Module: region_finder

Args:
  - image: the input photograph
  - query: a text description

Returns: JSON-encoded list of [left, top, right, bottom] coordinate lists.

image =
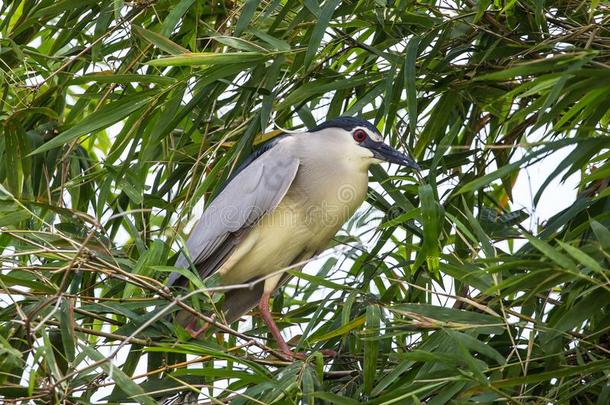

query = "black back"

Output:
[[224, 116, 376, 186], [310, 116, 380, 136]]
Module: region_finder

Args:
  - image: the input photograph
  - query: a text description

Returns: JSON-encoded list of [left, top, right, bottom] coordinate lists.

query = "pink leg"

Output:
[[258, 292, 303, 360]]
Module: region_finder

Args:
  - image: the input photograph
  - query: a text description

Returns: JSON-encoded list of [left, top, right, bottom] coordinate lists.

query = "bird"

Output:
[[167, 116, 419, 359]]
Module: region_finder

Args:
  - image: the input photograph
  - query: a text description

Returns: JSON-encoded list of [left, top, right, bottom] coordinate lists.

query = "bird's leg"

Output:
[[258, 292, 304, 360], [185, 314, 214, 339]]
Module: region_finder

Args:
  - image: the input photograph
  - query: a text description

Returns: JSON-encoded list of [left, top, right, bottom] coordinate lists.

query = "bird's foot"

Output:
[[186, 324, 208, 339], [272, 349, 306, 361], [185, 315, 214, 339], [287, 351, 307, 361], [319, 349, 337, 357]]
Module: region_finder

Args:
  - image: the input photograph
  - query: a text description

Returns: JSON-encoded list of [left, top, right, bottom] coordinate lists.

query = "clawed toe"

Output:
[[186, 324, 208, 338], [319, 349, 337, 357], [185, 316, 212, 339]]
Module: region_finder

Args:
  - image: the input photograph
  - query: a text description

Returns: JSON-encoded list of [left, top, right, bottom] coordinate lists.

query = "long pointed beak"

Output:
[[370, 142, 420, 171]]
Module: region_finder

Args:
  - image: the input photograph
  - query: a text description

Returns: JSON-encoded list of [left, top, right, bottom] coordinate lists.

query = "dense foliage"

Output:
[[1, 0, 609, 403]]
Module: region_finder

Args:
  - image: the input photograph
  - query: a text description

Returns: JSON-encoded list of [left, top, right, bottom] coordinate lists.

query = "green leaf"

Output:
[[250, 28, 291, 51], [308, 315, 364, 343], [404, 36, 419, 139], [312, 392, 360, 405], [473, 54, 581, 81], [160, 0, 196, 36], [234, 0, 260, 36], [69, 73, 177, 85], [278, 74, 379, 109], [81, 345, 157, 405], [58, 298, 75, 362], [151, 266, 206, 290], [481, 360, 610, 390], [524, 233, 577, 271], [30, 92, 155, 155], [390, 303, 501, 329], [557, 241, 606, 275], [0, 273, 56, 293], [364, 304, 381, 395], [379, 208, 419, 229], [113, 0, 123, 19], [416, 184, 444, 274], [146, 52, 268, 66], [303, 0, 341, 70], [301, 365, 316, 405], [288, 269, 354, 291], [0, 209, 31, 227], [461, 197, 494, 257], [591, 219, 610, 251], [454, 139, 585, 195], [446, 330, 505, 365], [132, 25, 190, 55]]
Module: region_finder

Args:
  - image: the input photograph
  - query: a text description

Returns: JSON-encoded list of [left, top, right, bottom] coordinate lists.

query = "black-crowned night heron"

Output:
[[168, 117, 419, 359]]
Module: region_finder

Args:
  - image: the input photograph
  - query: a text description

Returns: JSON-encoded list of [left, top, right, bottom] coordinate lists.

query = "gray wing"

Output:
[[168, 138, 300, 286]]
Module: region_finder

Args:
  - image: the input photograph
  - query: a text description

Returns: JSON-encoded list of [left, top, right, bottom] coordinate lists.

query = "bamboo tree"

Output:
[[1, 0, 609, 403]]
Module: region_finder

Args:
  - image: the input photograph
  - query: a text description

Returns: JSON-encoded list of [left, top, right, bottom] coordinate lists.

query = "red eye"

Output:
[[353, 129, 367, 143]]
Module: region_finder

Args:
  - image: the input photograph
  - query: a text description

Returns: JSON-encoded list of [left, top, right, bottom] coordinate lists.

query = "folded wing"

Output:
[[168, 138, 300, 286]]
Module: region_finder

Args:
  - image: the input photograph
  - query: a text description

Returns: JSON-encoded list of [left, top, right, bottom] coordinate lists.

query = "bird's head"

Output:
[[310, 117, 420, 171]]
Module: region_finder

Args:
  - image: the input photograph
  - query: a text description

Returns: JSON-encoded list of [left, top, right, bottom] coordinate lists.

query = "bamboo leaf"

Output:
[[234, 0, 260, 36], [308, 315, 365, 343], [404, 37, 419, 139], [81, 345, 157, 405], [304, 0, 341, 70], [146, 52, 268, 66], [2, 2, 609, 403], [390, 303, 502, 327], [132, 25, 190, 55], [524, 234, 577, 271], [364, 304, 381, 395], [30, 92, 155, 155]]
